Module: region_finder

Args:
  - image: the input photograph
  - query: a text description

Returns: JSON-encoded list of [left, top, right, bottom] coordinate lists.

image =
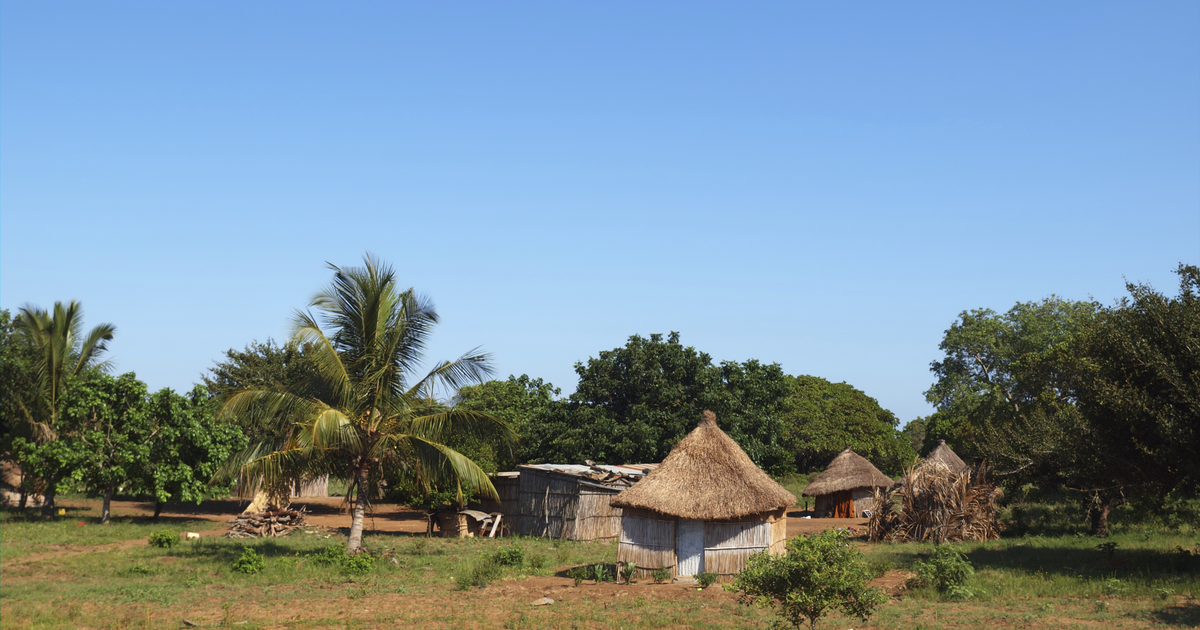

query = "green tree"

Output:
[[218, 254, 515, 553], [203, 339, 320, 444], [138, 386, 248, 519], [733, 530, 887, 630], [453, 374, 560, 469], [0, 310, 41, 506], [714, 359, 795, 476], [782, 375, 915, 476], [524, 332, 722, 464], [14, 301, 116, 515]]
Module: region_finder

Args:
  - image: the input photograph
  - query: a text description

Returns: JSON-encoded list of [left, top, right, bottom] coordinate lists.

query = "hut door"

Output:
[[676, 519, 705, 577], [831, 491, 854, 518]]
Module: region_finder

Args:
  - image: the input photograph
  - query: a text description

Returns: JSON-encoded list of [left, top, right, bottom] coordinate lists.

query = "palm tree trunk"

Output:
[[102, 488, 113, 523], [347, 464, 371, 553]]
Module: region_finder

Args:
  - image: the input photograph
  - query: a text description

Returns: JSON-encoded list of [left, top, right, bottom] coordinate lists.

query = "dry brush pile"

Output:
[[868, 462, 1002, 543]]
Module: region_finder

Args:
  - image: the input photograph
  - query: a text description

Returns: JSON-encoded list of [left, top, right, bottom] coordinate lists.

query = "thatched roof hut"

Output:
[[912, 440, 968, 477], [802, 448, 892, 518], [611, 411, 795, 580]]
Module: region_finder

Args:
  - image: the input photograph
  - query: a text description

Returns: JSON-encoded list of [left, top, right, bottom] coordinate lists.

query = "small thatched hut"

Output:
[[802, 448, 892, 518], [611, 411, 795, 580], [911, 440, 968, 477]]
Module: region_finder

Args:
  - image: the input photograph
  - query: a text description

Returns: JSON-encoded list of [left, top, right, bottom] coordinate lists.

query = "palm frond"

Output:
[[404, 349, 494, 399], [393, 409, 516, 456], [375, 434, 499, 501]]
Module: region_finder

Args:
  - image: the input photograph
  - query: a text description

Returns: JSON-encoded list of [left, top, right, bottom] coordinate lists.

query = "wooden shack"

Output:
[[508, 464, 649, 540], [611, 411, 796, 580]]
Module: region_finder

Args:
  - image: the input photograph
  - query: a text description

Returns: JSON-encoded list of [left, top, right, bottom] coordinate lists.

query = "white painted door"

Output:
[[675, 519, 705, 576]]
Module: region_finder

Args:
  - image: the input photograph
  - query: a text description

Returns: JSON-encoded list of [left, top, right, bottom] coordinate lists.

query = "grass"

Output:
[[3, 500, 1199, 629]]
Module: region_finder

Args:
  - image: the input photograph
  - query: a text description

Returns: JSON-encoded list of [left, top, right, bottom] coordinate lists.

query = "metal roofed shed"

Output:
[[506, 463, 655, 541]]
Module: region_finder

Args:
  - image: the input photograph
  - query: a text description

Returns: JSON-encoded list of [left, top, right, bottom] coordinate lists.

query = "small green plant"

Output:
[[867, 559, 892, 578], [732, 530, 887, 630], [696, 572, 718, 588], [1093, 599, 1108, 613], [125, 563, 153, 576], [651, 567, 671, 584], [567, 566, 589, 587], [1095, 542, 1119, 558], [1101, 578, 1126, 596], [494, 543, 525, 567], [528, 554, 547, 570], [621, 561, 638, 584], [592, 563, 611, 583], [311, 544, 375, 574], [231, 547, 265, 575], [341, 553, 376, 575], [454, 556, 501, 590], [554, 546, 571, 564], [912, 545, 975, 599], [147, 531, 177, 549]]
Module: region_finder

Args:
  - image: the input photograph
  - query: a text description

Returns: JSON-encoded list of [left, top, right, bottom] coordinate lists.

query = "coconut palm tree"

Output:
[[220, 254, 514, 552], [16, 301, 116, 514]]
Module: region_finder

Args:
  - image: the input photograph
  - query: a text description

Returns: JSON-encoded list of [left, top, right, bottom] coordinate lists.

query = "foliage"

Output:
[[203, 339, 321, 443], [732, 530, 886, 630], [216, 254, 515, 552], [592, 563, 611, 583], [493, 543, 525, 567], [567, 566, 589, 586], [231, 547, 265, 574], [651, 566, 671, 584], [696, 571, 718, 588], [311, 543, 375, 574], [621, 561, 638, 584], [147, 531, 178, 548], [782, 375, 915, 476], [453, 374, 560, 469], [455, 556, 501, 589], [911, 546, 975, 600], [0, 310, 39, 460]]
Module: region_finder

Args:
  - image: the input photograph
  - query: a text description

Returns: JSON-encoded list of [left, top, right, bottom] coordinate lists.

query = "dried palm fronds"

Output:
[[868, 462, 1002, 543]]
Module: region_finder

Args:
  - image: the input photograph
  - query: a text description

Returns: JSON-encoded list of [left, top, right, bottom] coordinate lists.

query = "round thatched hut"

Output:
[[802, 448, 892, 518], [610, 411, 795, 581], [911, 440, 968, 477]]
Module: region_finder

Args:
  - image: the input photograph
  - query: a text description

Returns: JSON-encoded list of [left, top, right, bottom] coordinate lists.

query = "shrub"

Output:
[[696, 572, 718, 588], [1094, 542, 1119, 558], [621, 561, 638, 584], [528, 554, 547, 570], [232, 548, 265, 575], [148, 531, 178, 549], [455, 557, 501, 590], [494, 544, 525, 567], [651, 567, 671, 584], [731, 530, 887, 630], [912, 545, 975, 599], [310, 544, 375, 574], [592, 563, 611, 584], [867, 559, 892, 578], [567, 566, 589, 587]]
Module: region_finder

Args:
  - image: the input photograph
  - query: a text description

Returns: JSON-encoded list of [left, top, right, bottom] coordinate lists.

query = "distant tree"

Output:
[[902, 417, 928, 455], [782, 375, 915, 477], [14, 301, 115, 515], [137, 386, 247, 519], [0, 310, 41, 505], [453, 374, 560, 470], [524, 332, 722, 464], [714, 359, 795, 476], [203, 339, 320, 443]]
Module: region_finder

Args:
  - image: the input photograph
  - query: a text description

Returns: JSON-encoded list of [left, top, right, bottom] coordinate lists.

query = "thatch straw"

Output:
[[610, 411, 795, 520], [868, 462, 1002, 543], [802, 448, 893, 496], [914, 440, 968, 477]]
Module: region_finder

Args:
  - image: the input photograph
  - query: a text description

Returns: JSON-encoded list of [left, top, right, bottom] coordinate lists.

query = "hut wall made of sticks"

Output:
[[617, 507, 787, 580], [291, 475, 329, 498], [512, 467, 625, 541], [473, 472, 519, 517]]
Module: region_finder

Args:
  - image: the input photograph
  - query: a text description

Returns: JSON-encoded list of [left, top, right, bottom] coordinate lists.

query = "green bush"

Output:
[[912, 545, 975, 600], [455, 556, 502, 590], [310, 544, 375, 574], [567, 566, 589, 587], [494, 544, 525, 567], [528, 554, 547, 570], [651, 567, 671, 584], [592, 563, 611, 584], [731, 530, 887, 630], [867, 559, 892, 578], [147, 531, 178, 549], [696, 572, 718, 588], [231, 548, 265, 575], [621, 561, 638, 584]]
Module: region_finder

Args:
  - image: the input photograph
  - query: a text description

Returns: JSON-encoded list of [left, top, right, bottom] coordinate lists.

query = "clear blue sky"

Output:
[[2, 2, 1197, 424]]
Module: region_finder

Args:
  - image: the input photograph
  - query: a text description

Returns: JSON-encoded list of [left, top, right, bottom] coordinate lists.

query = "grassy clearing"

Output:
[[3, 502, 1199, 629], [0, 505, 213, 561]]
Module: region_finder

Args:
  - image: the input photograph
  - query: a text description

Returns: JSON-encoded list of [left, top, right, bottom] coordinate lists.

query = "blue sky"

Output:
[[2, 2, 1197, 424]]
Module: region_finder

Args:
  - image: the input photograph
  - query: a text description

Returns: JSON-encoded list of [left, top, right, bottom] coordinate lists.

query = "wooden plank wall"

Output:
[[851, 487, 875, 517], [474, 476, 519, 517], [617, 508, 677, 580], [703, 520, 772, 577], [574, 486, 623, 541]]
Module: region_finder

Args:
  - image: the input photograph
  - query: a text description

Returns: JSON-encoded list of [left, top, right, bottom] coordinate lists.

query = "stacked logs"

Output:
[[225, 507, 308, 538]]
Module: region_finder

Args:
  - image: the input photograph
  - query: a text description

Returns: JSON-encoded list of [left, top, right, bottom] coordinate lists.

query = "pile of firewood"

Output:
[[225, 507, 308, 538]]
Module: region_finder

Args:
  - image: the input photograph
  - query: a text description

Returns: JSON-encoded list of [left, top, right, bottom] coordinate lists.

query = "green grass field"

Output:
[[2, 500, 1197, 630]]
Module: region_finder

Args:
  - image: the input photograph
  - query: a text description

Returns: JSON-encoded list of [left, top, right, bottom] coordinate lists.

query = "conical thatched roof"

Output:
[[913, 440, 968, 476], [610, 411, 796, 520], [802, 448, 893, 496]]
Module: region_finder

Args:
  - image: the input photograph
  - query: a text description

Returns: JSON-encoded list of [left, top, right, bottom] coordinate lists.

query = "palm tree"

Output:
[[220, 254, 515, 552], [16, 301, 116, 514]]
